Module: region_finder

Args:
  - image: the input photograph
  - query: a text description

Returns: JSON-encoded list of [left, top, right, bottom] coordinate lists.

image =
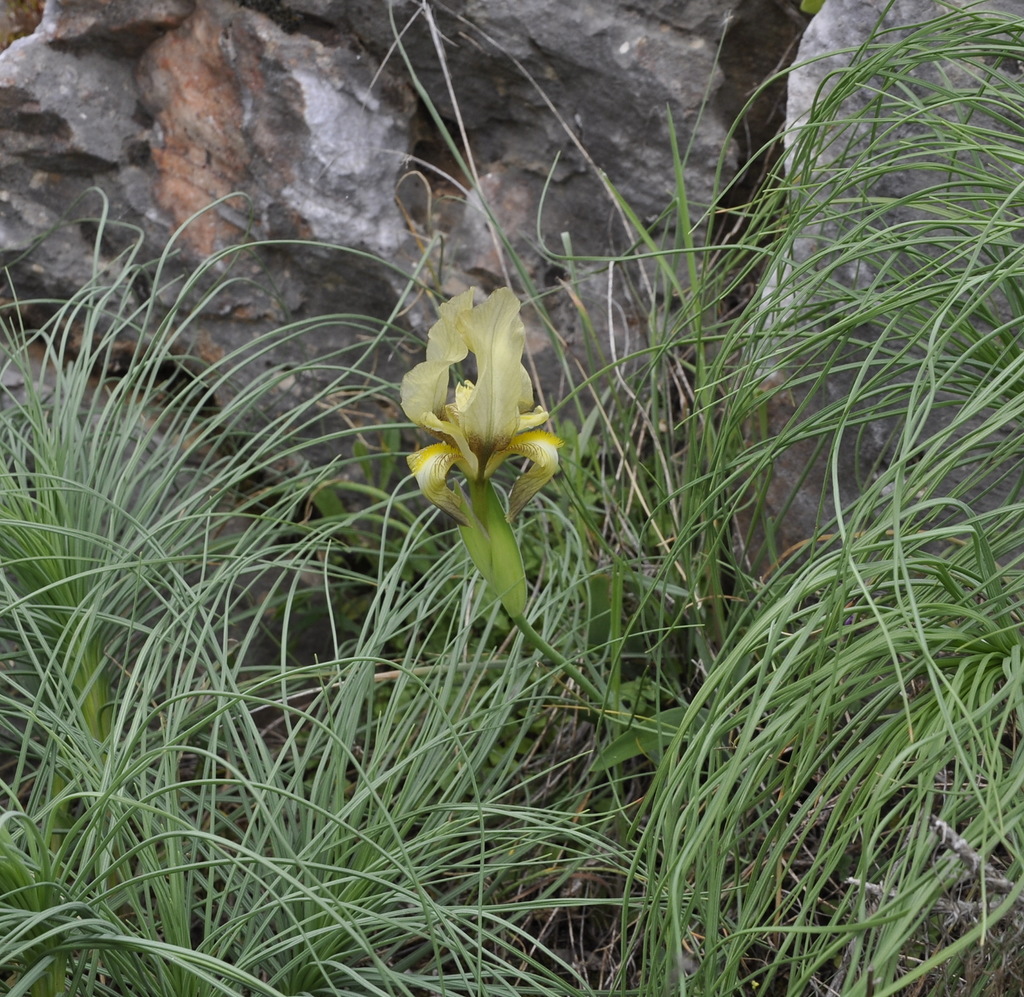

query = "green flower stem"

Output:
[[459, 479, 528, 617], [468, 477, 490, 521], [457, 476, 596, 699], [509, 611, 604, 704]]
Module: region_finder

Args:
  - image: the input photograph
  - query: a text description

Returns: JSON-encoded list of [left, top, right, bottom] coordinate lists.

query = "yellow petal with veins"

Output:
[[427, 288, 475, 363], [456, 288, 531, 462], [399, 289, 474, 428], [407, 443, 469, 526], [505, 430, 564, 521]]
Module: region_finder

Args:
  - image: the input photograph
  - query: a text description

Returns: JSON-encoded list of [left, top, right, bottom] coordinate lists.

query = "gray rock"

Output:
[[296, 0, 733, 222], [134, 0, 415, 261], [0, 32, 143, 294], [0, 33, 140, 172], [0, 0, 801, 453], [43, 0, 195, 56]]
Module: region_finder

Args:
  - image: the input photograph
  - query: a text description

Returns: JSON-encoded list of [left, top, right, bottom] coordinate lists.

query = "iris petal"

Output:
[[400, 360, 453, 428], [427, 289, 475, 363], [407, 443, 469, 525], [457, 288, 529, 460], [399, 289, 474, 426], [504, 430, 564, 521]]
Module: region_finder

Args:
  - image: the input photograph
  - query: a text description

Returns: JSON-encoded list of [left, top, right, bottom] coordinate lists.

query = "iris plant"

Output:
[[401, 287, 563, 615]]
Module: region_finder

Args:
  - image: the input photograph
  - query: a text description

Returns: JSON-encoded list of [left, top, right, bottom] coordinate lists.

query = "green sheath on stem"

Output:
[[458, 479, 527, 617]]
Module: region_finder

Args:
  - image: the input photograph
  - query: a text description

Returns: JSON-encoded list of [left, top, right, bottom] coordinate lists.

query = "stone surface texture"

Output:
[[0, 0, 800, 432]]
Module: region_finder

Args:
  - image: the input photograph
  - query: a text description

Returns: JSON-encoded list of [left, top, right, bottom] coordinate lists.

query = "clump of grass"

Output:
[[628, 7, 1024, 996], [0, 202, 643, 996]]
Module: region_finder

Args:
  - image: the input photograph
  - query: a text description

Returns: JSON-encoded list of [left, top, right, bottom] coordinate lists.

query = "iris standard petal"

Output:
[[400, 360, 454, 427], [427, 288, 475, 363], [399, 289, 475, 426], [457, 288, 529, 458], [407, 442, 469, 525], [504, 430, 564, 521], [516, 364, 537, 413]]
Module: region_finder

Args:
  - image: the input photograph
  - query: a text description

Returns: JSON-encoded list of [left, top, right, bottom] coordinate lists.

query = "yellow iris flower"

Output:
[[400, 287, 563, 615], [401, 287, 563, 527]]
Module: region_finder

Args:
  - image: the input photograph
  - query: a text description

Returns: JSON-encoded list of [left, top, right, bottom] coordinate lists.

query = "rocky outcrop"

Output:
[[0, 0, 801, 425]]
